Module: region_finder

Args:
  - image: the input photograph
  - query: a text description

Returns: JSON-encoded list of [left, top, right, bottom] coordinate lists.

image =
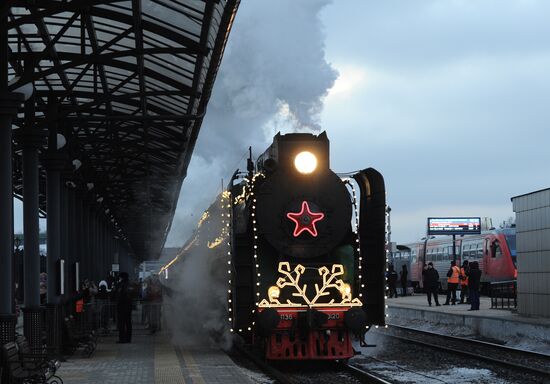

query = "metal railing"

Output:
[[489, 280, 517, 309]]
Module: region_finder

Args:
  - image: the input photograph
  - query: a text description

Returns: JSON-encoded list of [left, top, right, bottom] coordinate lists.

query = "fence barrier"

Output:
[[489, 280, 517, 309]]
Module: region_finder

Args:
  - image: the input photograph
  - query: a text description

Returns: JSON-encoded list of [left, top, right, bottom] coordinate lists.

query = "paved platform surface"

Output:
[[385, 294, 550, 354], [57, 332, 255, 384], [386, 294, 550, 326]]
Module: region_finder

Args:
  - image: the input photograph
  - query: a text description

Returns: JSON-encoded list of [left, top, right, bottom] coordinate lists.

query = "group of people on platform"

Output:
[[386, 260, 482, 311], [386, 264, 409, 298], [72, 272, 163, 344]]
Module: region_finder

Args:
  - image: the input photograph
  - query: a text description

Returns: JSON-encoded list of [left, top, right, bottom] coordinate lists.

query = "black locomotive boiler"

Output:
[[162, 132, 387, 360]]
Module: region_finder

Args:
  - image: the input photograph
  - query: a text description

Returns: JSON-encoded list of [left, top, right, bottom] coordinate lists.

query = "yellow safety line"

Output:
[[154, 334, 186, 384], [180, 349, 206, 384]]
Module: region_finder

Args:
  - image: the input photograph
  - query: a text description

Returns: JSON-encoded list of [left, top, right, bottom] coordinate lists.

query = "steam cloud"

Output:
[[166, 0, 337, 246], [164, 241, 231, 348], [162, 0, 337, 347]]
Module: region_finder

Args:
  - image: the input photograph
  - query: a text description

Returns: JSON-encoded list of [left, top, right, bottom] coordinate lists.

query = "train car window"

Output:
[[476, 243, 483, 258]]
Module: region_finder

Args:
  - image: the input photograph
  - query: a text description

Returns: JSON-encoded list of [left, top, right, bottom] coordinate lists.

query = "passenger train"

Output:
[[392, 227, 516, 291], [160, 132, 387, 360]]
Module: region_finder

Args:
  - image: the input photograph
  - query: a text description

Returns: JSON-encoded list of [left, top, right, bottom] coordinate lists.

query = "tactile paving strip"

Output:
[[154, 335, 187, 383]]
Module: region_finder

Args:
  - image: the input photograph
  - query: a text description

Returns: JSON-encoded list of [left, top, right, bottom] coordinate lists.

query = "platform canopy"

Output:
[[4, 0, 240, 260]]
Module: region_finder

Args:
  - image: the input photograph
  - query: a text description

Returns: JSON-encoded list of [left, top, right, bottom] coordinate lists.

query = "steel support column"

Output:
[[75, 195, 83, 293], [93, 212, 100, 281], [67, 188, 75, 294], [119, 246, 128, 276], [0, 92, 24, 348], [82, 203, 90, 283], [22, 86, 44, 350], [22, 122, 41, 309], [60, 184, 68, 293], [45, 97, 64, 304]]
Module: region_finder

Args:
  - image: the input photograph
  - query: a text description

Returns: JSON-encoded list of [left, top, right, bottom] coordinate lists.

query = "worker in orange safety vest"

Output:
[[459, 260, 469, 304], [443, 260, 461, 305]]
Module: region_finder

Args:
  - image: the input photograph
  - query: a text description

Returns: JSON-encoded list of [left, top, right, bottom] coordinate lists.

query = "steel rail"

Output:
[[388, 323, 550, 360], [379, 324, 550, 377], [341, 362, 394, 384], [233, 343, 394, 384], [232, 343, 294, 384]]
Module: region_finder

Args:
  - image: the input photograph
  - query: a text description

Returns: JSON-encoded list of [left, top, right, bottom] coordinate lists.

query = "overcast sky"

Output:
[[14, 0, 550, 248], [164, 0, 550, 246]]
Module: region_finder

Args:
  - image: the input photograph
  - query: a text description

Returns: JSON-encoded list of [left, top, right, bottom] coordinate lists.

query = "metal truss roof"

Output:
[[5, 0, 240, 260]]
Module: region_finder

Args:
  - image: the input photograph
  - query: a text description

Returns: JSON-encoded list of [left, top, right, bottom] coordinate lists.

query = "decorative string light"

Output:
[[226, 172, 266, 336], [343, 179, 363, 298], [220, 190, 234, 332], [249, 172, 265, 334], [384, 203, 390, 327]]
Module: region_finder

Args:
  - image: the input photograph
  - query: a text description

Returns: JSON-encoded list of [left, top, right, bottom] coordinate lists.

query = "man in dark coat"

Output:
[[400, 265, 409, 296], [468, 261, 482, 311], [116, 272, 133, 343], [387, 264, 398, 298], [423, 262, 440, 306]]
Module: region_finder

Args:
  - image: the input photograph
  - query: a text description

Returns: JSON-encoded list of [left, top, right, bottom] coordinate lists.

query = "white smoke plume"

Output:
[[166, 0, 337, 246], [161, 0, 337, 348], [163, 243, 231, 348]]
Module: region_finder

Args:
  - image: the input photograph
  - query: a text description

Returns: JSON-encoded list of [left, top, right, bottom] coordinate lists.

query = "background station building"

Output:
[[512, 188, 550, 318]]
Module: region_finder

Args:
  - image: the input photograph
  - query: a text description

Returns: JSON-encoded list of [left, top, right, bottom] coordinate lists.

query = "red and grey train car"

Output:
[[397, 228, 516, 291]]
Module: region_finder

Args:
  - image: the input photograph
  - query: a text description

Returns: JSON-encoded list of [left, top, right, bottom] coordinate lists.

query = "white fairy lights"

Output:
[[229, 172, 266, 335], [384, 203, 390, 327], [344, 179, 363, 298], [250, 173, 265, 318], [221, 190, 234, 332]]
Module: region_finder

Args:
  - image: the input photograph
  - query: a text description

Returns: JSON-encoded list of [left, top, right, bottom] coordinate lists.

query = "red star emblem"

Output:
[[286, 201, 325, 237]]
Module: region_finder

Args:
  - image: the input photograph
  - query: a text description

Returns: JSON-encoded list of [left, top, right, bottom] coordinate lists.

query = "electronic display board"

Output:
[[427, 217, 481, 235]]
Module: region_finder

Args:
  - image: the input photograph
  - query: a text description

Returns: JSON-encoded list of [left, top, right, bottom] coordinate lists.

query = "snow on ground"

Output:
[[236, 365, 274, 384], [358, 360, 512, 384], [388, 316, 550, 356]]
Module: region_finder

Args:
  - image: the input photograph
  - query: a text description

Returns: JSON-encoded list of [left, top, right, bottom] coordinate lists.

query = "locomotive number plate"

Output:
[[280, 314, 294, 321], [327, 313, 340, 320]]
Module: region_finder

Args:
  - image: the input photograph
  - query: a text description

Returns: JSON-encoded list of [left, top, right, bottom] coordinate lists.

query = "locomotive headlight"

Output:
[[294, 151, 317, 174], [268, 286, 280, 302]]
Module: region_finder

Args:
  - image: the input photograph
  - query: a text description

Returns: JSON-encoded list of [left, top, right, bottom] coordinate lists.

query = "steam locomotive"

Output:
[[161, 132, 387, 360]]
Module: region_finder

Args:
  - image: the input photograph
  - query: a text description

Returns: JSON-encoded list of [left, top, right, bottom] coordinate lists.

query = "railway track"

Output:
[[378, 324, 550, 377], [232, 343, 392, 383]]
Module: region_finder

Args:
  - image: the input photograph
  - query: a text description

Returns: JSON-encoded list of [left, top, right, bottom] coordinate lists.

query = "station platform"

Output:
[[57, 331, 256, 384], [385, 294, 550, 354]]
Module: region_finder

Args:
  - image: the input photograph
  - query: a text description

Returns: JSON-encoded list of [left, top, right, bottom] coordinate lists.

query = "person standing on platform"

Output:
[[468, 261, 482, 311], [387, 265, 398, 298], [400, 265, 408, 296], [459, 260, 470, 304], [116, 272, 133, 343], [443, 260, 460, 305], [97, 280, 111, 333], [145, 275, 163, 334], [424, 262, 440, 306]]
